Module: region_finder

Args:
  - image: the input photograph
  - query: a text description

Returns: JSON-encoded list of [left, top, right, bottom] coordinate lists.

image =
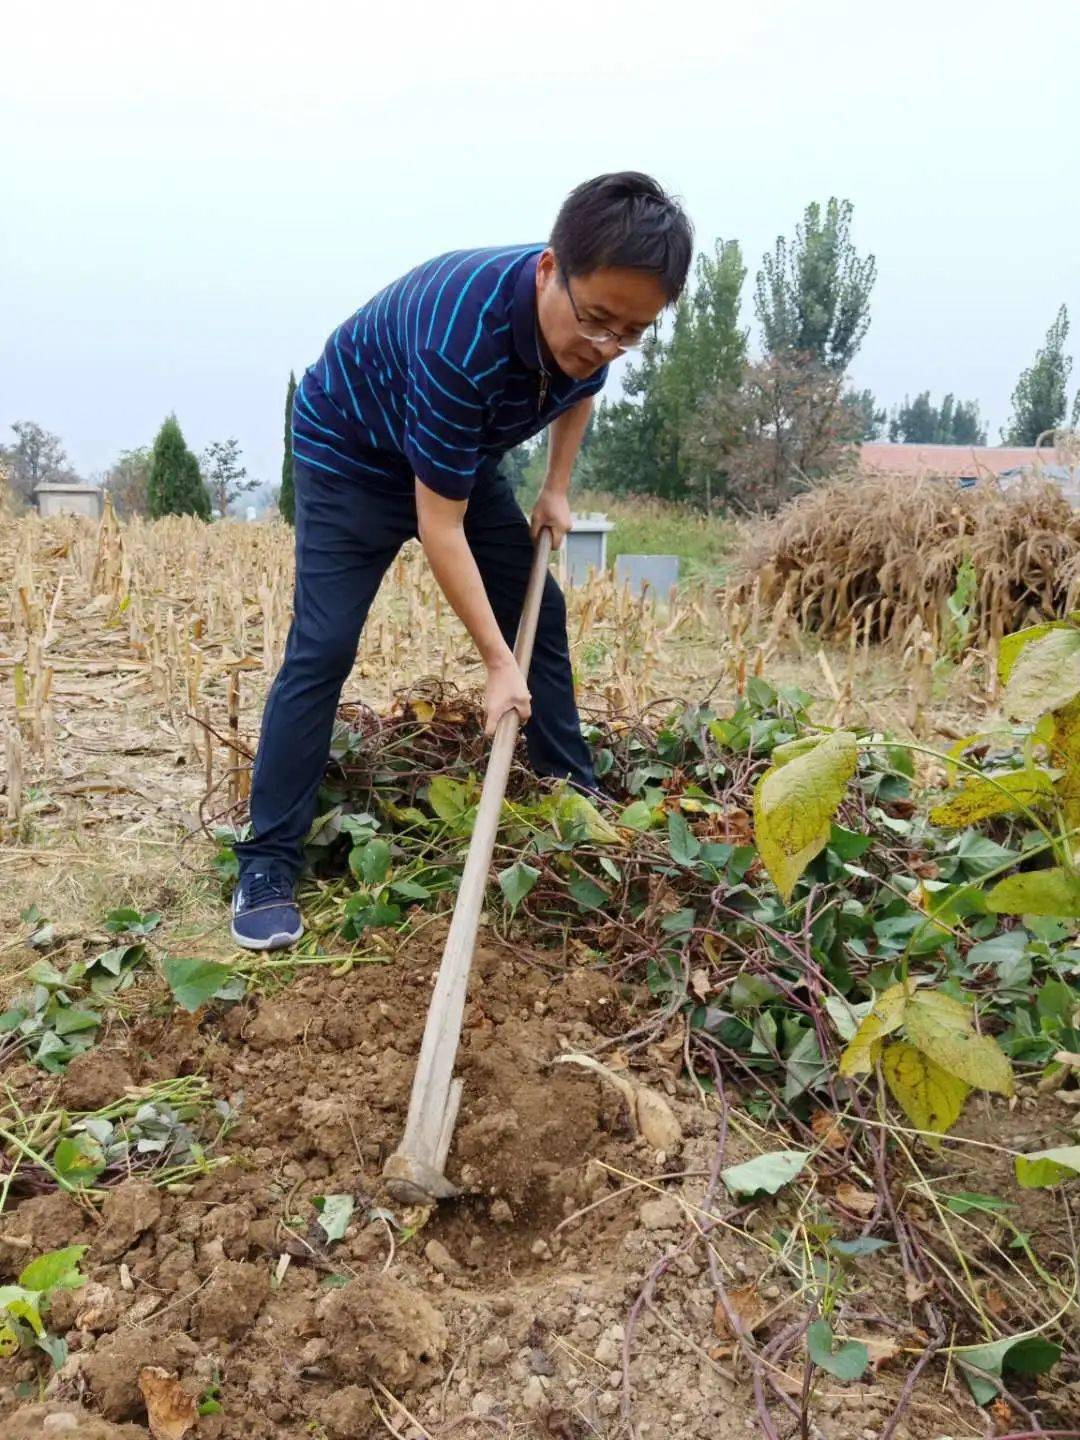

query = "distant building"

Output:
[[33, 482, 105, 520], [858, 444, 1080, 504]]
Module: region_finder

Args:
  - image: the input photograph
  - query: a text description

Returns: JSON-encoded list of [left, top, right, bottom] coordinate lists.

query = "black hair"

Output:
[[550, 172, 694, 303]]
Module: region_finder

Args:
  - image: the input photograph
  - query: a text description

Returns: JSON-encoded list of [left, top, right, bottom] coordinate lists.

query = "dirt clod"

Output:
[[59, 1051, 134, 1112], [93, 1182, 162, 1265], [6, 1404, 148, 1439], [318, 1274, 448, 1388], [191, 1260, 270, 1339], [316, 1385, 374, 1439]]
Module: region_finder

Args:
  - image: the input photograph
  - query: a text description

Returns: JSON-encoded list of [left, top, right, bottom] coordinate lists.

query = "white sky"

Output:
[[3, 0, 1078, 488]]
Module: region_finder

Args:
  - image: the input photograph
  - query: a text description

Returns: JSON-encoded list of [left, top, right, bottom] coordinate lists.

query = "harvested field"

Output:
[[2, 506, 1079, 1440]]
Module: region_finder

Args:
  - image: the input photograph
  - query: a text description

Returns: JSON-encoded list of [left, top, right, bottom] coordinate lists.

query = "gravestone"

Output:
[[563, 513, 615, 585], [615, 553, 680, 599]]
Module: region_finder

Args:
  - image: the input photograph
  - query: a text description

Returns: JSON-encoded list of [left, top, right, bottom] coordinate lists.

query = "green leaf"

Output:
[[944, 1191, 1014, 1217], [35, 1333, 67, 1370], [828, 1237, 892, 1258], [0, 1287, 44, 1337], [1013, 1145, 1080, 1188], [1001, 627, 1080, 721], [497, 861, 540, 913], [882, 1040, 970, 1139], [986, 867, 1080, 918], [806, 1319, 869, 1381], [958, 1334, 1060, 1405], [51, 1008, 101, 1037], [729, 974, 779, 1011], [52, 1135, 106, 1188], [568, 876, 609, 911], [666, 811, 701, 865], [313, 1193, 354, 1243], [720, 1148, 809, 1199], [0, 1009, 23, 1033], [163, 957, 232, 1013], [966, 931, 1028, 971], [753, 731, 859, 902], [838, 983, 908, 1078], [428, 775, 478, 827], [929, 769, 1056, 827], [389, 879, 431, 901], [18, 1247, 87, 1294], [537, 790, 621, 845], [903, 988, 1013, 1097], [357, 838, 391, 886], [617, 800, 654, 831]]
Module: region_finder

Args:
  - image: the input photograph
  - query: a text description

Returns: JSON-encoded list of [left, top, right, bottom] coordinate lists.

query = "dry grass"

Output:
[[734, 469, 1080, 649]]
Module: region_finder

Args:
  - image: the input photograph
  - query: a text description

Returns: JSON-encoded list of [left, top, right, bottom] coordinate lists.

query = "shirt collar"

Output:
[[512, 250, 543, 371]]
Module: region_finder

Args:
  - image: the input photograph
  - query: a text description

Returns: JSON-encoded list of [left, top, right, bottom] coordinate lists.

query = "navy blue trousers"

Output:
[[235, 461, 595, 880]]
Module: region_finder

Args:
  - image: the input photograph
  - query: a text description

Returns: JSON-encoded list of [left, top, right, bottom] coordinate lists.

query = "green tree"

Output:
[[1002, 305, 1073, 444], [588, 239, 747, 504], [4, 421, 74, 502], [280, 371, 297, 525], [103, 446, 153, 518], [755, 199, 877, 370], [202, 437, 256, 516], [147, 415, 211, 520], [843, 387, 886, 441], [889, 391, 987, 445]]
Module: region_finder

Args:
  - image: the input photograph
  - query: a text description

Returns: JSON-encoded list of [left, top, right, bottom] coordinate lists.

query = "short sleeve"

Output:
[[404, 349, 485, 500]]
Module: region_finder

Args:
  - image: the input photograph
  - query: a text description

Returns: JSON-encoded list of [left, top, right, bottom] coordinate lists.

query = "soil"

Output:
[[2, 928, 1076, 1438]]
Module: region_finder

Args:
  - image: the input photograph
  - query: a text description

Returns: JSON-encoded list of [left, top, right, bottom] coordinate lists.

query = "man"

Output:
[[232, 172, 693, 949]]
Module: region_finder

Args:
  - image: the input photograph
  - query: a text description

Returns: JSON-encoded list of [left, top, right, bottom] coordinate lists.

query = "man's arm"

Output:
[[414, 481, 531, 736], [530, 395, 594, 549]]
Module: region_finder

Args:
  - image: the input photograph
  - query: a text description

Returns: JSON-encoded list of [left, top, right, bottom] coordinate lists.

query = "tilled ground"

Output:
[[1, 925, 1040, 1440]]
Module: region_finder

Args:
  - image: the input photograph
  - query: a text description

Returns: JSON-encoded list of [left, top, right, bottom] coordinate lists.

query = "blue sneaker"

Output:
[[231, 870, 304, 951]]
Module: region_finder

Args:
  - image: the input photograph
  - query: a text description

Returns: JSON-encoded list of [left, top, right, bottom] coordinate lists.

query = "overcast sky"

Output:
[[3, 0, 1078, 491]]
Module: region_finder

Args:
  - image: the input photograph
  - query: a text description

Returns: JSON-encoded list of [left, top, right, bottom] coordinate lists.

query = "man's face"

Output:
[[534, 248, 668, 380]]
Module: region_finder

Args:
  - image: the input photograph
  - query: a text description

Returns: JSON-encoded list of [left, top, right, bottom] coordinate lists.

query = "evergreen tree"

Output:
[[843, 388, 886, 441], [147, 415, 211, 520], [280, 371, 297, 525], [888, 391, 987, 444], [588, 239, 747, 504], [1002, 305, 1073, 444], [755, 199, 877, 370]]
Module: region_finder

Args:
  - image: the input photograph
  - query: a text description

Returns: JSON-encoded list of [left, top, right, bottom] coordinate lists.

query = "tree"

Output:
[[280, 372, 297, 525], [588, 239, 747, 504], [690, 354, 861, 513], [755, 199, 877, 370], [202, 437, 256, 516], [4, 421, 74, 501], [1002, 305, 1073, 444], [147, 415, 211, 520], [888, 391, 987, 445], [843, 387, 886, 441], [103, 447, 153, 518]]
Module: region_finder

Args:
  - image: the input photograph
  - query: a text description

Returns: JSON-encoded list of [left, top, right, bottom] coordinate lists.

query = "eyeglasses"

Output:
[[560, 266, 649, 352]]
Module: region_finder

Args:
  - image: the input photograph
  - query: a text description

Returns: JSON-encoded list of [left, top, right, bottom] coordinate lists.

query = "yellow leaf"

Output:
[[929, 769, 1056, 828], [882, 1040, 970, 1141], [409, 698, 436, 722], [838, 983, 909, 1078], [753, 731, 859, 902], [903, 989, 1013, 1097], [1050, 698, 1080, 862], [1001, 627, 1080, 722], [997, 620, 1076, 685]]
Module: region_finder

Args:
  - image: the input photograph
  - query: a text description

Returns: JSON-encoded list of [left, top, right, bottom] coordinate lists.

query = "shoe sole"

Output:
[[230, 921, 305, 952]]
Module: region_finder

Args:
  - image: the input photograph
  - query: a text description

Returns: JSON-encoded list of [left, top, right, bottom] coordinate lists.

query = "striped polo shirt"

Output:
[[292, 246, 608, 501]]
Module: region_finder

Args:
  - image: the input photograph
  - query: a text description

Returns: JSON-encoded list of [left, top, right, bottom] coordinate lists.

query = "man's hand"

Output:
[[485, 653, 531, 736], [531, 485, 573, 550]]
